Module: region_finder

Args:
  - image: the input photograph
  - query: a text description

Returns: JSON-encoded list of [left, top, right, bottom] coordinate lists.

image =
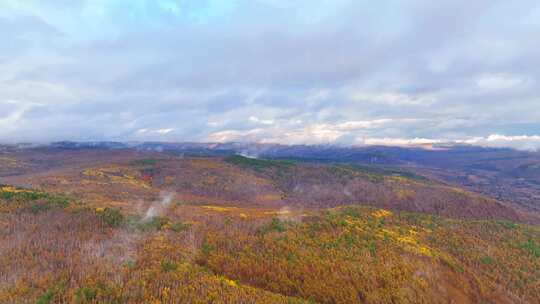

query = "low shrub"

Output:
[[97, 207, 124, 228]]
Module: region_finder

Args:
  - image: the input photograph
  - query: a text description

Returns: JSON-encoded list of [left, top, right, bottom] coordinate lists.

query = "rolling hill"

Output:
[[0, 144, 538, 303]]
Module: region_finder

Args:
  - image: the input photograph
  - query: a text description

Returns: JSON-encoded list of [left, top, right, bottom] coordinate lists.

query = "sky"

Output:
[[1, 0, 540, 150]]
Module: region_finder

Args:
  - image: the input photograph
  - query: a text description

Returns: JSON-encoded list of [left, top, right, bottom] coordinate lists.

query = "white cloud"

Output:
[[207, 119, 414, 145], [0, 1, 539, 144], [335, 119, 393, 130], [460, 134, 540, 151], [359, 134, 540, 151], [136, 128, 174, 135], [207, 129, 265, 143], [357, 134, 540, 151], [249, 116, 275, 125], [208, 126, 540, 151], [359, 137, 441, 147], [207, 125, 344, 145], [346, 91, 437, 106], [156, 128, 173, 134], [475, 73, 530, 91]]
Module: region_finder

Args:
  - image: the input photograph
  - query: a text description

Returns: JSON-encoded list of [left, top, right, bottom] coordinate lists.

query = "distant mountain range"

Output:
[[35, 140, 534, 163]]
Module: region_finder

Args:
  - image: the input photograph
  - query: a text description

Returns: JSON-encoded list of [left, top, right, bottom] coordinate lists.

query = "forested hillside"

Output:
[[0, 147, 539, 303]]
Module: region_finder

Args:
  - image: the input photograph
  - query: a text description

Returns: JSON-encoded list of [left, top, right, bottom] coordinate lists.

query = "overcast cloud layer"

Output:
[[1, 1, 540, 149]]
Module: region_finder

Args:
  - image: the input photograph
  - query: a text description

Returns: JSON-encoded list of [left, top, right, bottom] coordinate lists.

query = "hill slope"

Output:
[[0, 147, 538, 303], [1, 151, 522, 223], [0, 186, 538, 303]]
